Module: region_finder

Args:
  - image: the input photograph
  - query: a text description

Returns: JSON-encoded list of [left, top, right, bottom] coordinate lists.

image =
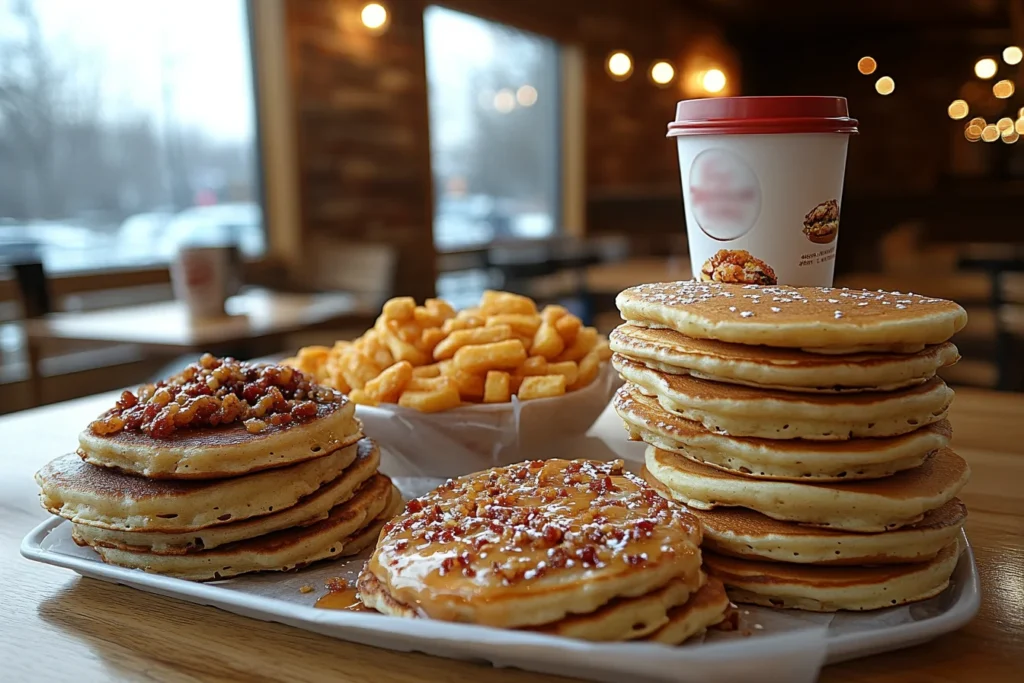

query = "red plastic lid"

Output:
[[667, 96, 858, 136]]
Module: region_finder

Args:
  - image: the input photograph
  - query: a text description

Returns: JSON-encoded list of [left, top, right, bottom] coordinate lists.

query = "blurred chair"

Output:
[[298, 238, 397, 309], [485, 237, 626, 324], [6, 258, 51, 406], [575, 235, 630, 327], [589, 234, 631, 264], [486, 240, 560, 295], [1, 257, 152, 410], [956, 243, 1024, 391], [11, 259, 52, 319], [284, 239, 398, 350]]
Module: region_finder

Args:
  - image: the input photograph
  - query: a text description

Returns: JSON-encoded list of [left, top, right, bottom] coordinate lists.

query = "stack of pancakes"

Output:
[[35, 360, 400, 581], [611, 281, 972, 611], [358, 459, 734, 643]]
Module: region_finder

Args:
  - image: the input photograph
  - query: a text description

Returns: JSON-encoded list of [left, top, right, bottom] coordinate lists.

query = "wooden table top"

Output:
[[24, 289, 362, 351], [1, 388, 1021, 682]]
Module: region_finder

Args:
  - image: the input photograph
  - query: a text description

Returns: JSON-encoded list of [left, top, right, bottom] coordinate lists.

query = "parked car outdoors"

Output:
[[158, 202, 264, 260], [2, 202, 265, 274], [116, 211, 175, 264], [0, 221, 113, 272]]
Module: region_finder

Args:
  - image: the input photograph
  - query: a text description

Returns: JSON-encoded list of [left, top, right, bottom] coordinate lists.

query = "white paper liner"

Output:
[[356, 363, 622, 478]]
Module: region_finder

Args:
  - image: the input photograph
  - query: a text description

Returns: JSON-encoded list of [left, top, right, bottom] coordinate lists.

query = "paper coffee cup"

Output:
[[668, 97, 858, 287], [171, 246, 241, 319]]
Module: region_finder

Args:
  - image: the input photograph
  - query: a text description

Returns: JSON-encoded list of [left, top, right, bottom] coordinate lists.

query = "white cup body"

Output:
[[677, 133, 850, 287], [171, 246, 237, 319]]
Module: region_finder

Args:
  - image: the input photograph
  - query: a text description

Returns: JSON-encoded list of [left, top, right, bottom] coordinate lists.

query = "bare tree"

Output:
[[0, 0, 258, 233], [0, 0, 62, 218]]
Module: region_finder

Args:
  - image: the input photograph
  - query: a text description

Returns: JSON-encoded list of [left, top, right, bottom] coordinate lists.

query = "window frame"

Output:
[[422, 4, 585, 255]]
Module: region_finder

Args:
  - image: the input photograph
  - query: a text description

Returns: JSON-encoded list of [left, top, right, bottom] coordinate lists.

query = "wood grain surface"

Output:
[[2, 388, 1021, 682]]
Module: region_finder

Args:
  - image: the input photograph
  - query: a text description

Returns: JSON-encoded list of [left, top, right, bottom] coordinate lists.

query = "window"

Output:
[[423, 6, 561, 252], [0, 0, 262, 273]]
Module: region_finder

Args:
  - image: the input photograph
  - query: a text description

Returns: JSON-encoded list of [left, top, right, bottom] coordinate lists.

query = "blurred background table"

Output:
[[0, 387, 1020, 683], [21, 289, 365, 406]]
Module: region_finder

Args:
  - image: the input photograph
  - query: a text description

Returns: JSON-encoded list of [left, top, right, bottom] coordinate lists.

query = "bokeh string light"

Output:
[[702, 69, 727, 93], [975, 58, 998, 79], [993, 80, 1015, 99], [516, 85, 538, 107], [606, 51, 633, 81], [606, 51, 630, 80], [948, 100, 970, 120], [360, 3, 388, 31], [857, 56, 877, 75], [957, 50, 1022, 142], [650, 61, 675, 86], [493, 89, 515, 114]]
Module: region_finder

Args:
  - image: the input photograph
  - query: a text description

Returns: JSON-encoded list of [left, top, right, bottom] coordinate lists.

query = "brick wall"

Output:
[[286, 0, 436, 299], [285, 0, 732, 295]]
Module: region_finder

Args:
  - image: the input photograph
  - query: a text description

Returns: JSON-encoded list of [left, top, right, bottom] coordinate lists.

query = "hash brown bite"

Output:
[[285, 291, 612, 412]]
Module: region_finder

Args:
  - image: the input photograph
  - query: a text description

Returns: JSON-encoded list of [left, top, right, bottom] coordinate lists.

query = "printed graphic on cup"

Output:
[[802, 199, 840, 244], [689, 148, 761, 242], [699, 249, 777, 285]]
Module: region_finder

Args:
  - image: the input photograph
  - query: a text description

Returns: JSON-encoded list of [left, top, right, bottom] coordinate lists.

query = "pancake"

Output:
[[645, 577, 733, 645], [615, 385, 949, 481], [644, 446, 970, 533], [535, 574, 700, 641], [610, 325, 959, 393], [72, 438, 381, 554], [615, 281, 967, 352], [87, 476, 401, 581], [704, 540, 961, 611], [357, 570, 419, 619], [644, 472, 966, 565], [35, 441, 360, 532], [360, 459, 704, 629], [696, 500, 967, 566], [78, 401, 362, 479], [614, 355, 952, 440], [358, 570, 727, 645]]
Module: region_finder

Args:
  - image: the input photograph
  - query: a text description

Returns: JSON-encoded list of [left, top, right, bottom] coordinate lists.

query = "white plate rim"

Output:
[[21, 518, 980, 676]]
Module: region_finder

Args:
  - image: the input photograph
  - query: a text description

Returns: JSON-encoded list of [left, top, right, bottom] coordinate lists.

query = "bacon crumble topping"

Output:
[[88, 354, 342, 438], [373, 459, 700, 588]]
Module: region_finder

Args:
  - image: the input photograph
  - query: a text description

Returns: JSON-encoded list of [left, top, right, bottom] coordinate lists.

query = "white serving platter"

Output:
[[22, 475, 980, 683]]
